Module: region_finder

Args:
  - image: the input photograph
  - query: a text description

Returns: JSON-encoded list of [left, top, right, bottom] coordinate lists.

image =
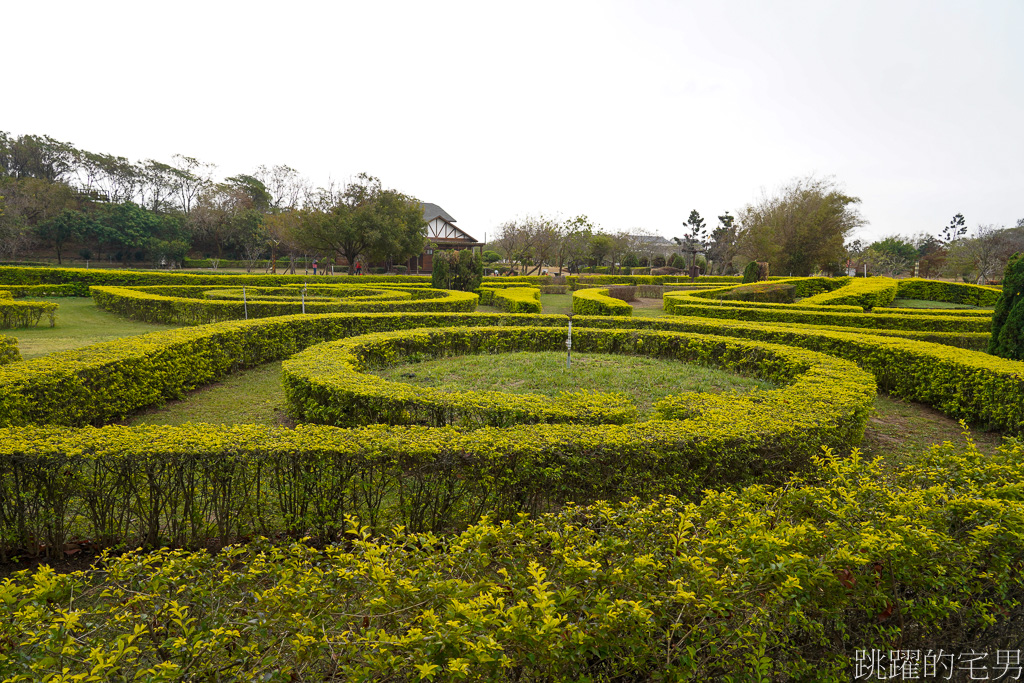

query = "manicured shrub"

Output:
[[715, 281, 796, 303], [898, 277, 1002, 307], [572, 288, 633, 316], [742, 260, 759, 283], [989, 252, 1024, 359], [664, 288, 991, 333], [802, 276, 898, 310], [0, 327, 874, 552], [0, 300, 57, 329], [491, 287, 541, 313], [283, 327, 638, 428], [0, 335, 18, 365], [4, 438, 1023, 681], [91, 284, 477, 325], [0, 266, 432, 293]]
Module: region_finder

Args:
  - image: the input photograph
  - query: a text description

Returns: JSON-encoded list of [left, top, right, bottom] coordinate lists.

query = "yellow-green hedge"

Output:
[[0, 329, 873, 553], [0, 310, 1018, 430], [0, 265, 432, 295], [572, 288, 633, 316], [0, 283, 82, 297], [3, 438, 1022, 681], [0, 335, 18, 365], [492, 286, 541, 313], [801, 276, 898, 309], [897, 277, 1002, 306], [664, 289, 992, 332], [282, 326, 871, 433], [0, 300, 57, 329], [283, 327, 635, 427], [90, 284, 478, 325]]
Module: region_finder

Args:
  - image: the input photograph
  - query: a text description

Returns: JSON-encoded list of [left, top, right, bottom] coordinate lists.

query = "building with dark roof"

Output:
[[411, 203, 482, 273]]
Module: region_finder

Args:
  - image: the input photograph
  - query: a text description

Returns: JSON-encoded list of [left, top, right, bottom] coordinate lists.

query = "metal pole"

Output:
[[566, 314, 573, 369], [243, 286, 248, 320]]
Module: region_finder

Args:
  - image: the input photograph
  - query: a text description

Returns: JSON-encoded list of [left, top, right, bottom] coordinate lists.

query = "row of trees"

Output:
[[850, 216, 1024, 283], [489, 175, 1020, 282], [0, 133, 426, 273]]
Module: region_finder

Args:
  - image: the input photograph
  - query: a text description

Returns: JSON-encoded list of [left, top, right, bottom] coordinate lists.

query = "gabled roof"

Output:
[[635, 235, 674, 245], [421, 202, 457, 224]]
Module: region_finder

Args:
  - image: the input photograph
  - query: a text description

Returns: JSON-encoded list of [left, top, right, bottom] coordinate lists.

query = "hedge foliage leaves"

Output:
[[3, 438, 1024, 681]]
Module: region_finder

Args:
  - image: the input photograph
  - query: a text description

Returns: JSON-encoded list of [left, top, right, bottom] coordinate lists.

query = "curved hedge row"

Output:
[[801, 276, 898, 309], [4, 439, 1022, 681], [664, 289, 992, 332], [897, 277, 1001, 306], [1, 310, 1020, 431], [0, 330, 874, 554], [282, 326, 871, 434], [90, 284, 478, 324], [284, 327, 636, 428], [484, 286, 542, 313], [572, 287, 633, 316], [0, 299, 57, 329], [0, 283, 81, 297]]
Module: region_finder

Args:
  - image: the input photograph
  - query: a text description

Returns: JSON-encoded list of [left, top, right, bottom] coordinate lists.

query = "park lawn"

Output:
[[4, 297, 178, 359], [889, 298, 994, 310], [376, 350, 773, 420]]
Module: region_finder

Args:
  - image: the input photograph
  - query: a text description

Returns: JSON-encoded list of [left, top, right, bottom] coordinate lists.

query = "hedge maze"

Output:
[[2, 268, 1024, 680]]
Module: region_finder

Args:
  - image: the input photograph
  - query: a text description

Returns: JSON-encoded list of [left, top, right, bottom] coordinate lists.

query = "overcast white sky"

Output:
[[4, 0, 1021, 244]]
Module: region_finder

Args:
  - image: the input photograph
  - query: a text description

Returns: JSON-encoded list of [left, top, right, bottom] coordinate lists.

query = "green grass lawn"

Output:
[[127, 362, 293, 427], [4, 297, 178, 359], [889, 298, 994, 310], [377, 351, 775, 420]]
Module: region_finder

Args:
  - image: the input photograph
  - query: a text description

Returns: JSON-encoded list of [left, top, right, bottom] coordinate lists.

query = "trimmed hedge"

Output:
[[0, 330, 874, 553], [0, 300, 57, 329], [0, 266, 433, 296], [491, 287, 542, 313], [90, 284, 478, 325], [713, 280, 797, 303], [664, 290, 992, 333], [802, 276, 898, 310], [0, 283, 93, 298], [4, 438, 1023, 681], [0, 310, 1017, 430], [572, 288, 633, 316], [0, 335, 18, 365], [282, 326, 871, 433], [283, 327, 638, 428], [897, 277, 1002, 306]]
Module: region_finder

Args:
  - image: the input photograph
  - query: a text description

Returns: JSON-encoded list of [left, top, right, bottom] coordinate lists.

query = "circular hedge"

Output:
[[281, 325, 873, 431], [89, 283, 478, 324]]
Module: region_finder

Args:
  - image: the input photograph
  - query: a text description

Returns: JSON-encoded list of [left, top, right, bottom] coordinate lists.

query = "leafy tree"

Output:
[[941, 213, 967, 244], [736, 175, 866, 277], [621, 252, 640, 269], [289, 174, 425, 274], [588, 234, 615, 267], [482, 250, 501, 264], [35, 209, 94, 264], [989, 252, 1024, 359], [864, 236, 918, 277]]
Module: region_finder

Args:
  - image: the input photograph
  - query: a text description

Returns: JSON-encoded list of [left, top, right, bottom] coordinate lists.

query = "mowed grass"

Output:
[[889, 298, 994, 310], [127, 362, 293, 427], [5, 297, 177, 359], [376, 351, 774, 419]]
